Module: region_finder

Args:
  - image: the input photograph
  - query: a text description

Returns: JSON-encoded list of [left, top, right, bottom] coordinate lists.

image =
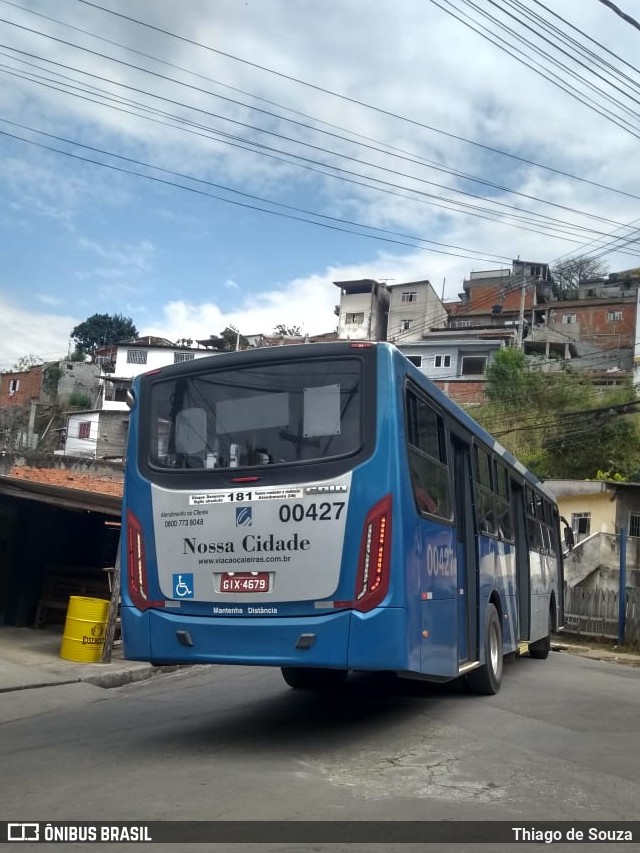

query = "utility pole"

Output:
[[229, 325, 241, 351], [517, 268, 527, 348]]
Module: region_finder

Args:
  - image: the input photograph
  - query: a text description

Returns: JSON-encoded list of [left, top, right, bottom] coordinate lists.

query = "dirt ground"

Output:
[[7, 465, 123, 497]]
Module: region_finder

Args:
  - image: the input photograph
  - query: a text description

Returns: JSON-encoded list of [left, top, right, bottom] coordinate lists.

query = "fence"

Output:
[[563, 585, 640, 644]]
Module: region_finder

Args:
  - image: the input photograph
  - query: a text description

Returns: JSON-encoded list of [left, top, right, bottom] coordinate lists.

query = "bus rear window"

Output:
[[146, 358, 363, 470]]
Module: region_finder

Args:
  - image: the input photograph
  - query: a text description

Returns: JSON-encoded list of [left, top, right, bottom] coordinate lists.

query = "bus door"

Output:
[[511, 480, 530, 641], [451, 434, 478, 665]]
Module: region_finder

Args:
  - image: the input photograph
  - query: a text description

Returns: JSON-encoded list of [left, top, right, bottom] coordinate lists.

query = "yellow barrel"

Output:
[[60, 596, 110, 663]]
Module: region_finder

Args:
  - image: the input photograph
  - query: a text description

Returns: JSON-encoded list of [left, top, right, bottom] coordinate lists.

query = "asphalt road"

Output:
[[1, 650, 639, 852]]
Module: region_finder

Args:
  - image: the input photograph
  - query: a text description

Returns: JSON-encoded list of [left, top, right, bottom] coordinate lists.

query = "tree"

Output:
[[12, 354, 41, 371], [471, 354, 640, 480], [274, 324, 302, 337], [70, 313, 138, 358], [484, 348, 535, 406], [219, 326, 249, 351], [550, 256, 609, 295]]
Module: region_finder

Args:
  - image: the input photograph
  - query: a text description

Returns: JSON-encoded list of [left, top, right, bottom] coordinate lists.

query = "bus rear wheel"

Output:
[[467, 603, 503, 695], [281, 667, 348, 690]]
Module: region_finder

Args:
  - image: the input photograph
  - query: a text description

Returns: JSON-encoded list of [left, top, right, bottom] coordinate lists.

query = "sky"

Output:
[[1, 0, 640, 369]]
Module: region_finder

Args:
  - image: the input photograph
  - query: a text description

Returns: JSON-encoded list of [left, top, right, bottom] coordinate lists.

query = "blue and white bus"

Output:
[[121, 341, 569, 694]]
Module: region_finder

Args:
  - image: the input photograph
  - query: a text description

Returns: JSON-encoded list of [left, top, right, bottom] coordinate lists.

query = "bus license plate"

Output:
[[220, 572, 270, 592]]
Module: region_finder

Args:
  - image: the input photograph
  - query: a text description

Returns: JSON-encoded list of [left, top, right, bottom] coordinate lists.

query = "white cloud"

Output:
[[1, 0, 640, 366], [0, 292, 76, 369]]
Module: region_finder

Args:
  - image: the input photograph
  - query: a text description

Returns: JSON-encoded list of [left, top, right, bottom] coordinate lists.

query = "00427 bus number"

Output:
[[279, 502, 345, 523]]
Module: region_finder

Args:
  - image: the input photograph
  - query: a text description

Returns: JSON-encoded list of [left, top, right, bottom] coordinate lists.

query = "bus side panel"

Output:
[[419, 599, 458, 676], [529, 551, 553, 643], [392, 351, 460, 680], [477, 537, 518, 655]]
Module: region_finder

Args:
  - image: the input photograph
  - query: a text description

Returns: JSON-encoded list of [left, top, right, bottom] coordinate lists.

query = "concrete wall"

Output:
[[95, 411, 129, 459], [564, 532, 640, 589], [55, 362, 101, 406]]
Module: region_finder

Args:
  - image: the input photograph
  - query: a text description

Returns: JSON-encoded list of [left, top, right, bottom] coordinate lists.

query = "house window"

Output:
[[571, 512, 591, 539], [174, 352, 195, 364], [461, 356, 486, 376], [401, 291, 417, 303], [401, 319, 412, 331], [345, 313, 364, 324], [127, 349, 148, 364], [629, 512, 640, 538], [451, 320, 472, 328], [562, 314, 577, 324], [434, 354, 451, 368], [78, 422, 91, 440], [8, 379, 19, 396], [607, 310, 623, 322], [406, 355, 422, 367]]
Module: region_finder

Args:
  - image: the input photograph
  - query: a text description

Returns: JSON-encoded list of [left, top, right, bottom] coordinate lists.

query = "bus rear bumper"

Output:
[[123, 606, 353, 667], [121, 605, 409, 670]]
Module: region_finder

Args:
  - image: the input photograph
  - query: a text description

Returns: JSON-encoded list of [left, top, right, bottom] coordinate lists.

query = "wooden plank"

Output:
[[101, 542, 121, 663]]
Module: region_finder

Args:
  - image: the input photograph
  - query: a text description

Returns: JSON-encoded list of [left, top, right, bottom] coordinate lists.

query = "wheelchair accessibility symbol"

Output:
[[173, 573, 194, 598]]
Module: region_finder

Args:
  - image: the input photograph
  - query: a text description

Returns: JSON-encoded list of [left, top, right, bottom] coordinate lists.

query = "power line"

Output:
[[3, 52, 632, 249], [0, 19, 632, 237], [64, 0, 640, 201], [595, 0, 640, 33], [426, 0, 640, 141], [3, 1, 640, 263], [0, 124, 517, 264]]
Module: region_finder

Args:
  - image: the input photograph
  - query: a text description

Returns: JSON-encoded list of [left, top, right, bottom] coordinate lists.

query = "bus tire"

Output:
[[281, 667, 348, 690], [529, 609, 552, 660], [467, 604, 503, 695]]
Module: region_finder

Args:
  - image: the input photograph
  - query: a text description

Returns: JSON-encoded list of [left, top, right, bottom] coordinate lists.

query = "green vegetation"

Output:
[[42, 364, 62, 398], [68, 391, 91, 409], [71, 313, 138, 359], [219, 326, 249, 351], [468, 348, 640, 481]]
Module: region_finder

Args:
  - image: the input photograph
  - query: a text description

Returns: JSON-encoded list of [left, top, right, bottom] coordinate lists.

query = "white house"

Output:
[[64, 336, 216, 458], [333, 279, 390, 341]]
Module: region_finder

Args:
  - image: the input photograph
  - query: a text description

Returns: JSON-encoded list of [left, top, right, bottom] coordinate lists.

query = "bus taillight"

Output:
[[354, 494, 392, 611], [126, 509, 164, 612]]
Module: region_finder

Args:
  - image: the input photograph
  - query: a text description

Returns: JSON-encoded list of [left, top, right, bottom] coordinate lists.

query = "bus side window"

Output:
[[406, 391, 452, 520], [543, 500, 556, 556], [474, 446, 497, 536], [495, 462, 513, 541]]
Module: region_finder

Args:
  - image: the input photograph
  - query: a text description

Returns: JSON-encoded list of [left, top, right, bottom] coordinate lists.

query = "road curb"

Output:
[[82, 663, 188, 689]]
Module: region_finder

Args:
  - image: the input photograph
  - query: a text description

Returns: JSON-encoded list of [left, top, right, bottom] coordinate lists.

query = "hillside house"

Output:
[[334, 279, 390, 341], [545, 479, 640, 592], [0, 361, 101, 451], [64, 336, 215, 458], [385, 280, 448, 342]]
